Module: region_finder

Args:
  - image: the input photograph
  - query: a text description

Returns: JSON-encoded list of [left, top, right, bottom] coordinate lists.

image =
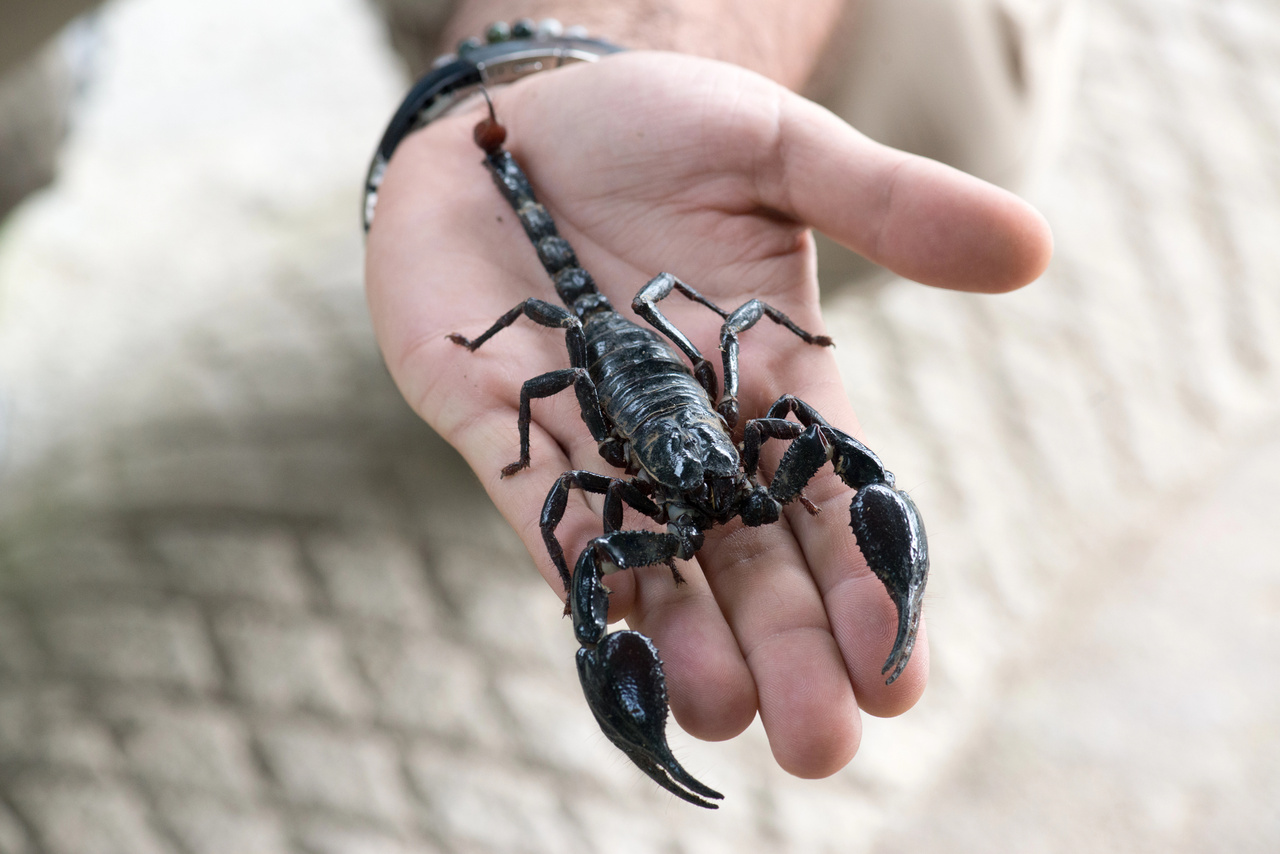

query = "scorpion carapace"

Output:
[[449, 101, 929, 808]]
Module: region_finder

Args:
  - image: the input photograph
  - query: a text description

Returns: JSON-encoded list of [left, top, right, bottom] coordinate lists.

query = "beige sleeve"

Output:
[[808, 0, 1082, 282], [818, 0, 1084, 190]]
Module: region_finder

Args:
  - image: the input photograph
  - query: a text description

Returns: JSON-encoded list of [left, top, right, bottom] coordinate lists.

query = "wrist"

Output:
[[442, 0, 845, 89], [363, 28, 623, 232]]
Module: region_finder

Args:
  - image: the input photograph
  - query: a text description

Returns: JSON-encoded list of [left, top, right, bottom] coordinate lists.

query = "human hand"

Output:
[[365, 51, 1051, 779]]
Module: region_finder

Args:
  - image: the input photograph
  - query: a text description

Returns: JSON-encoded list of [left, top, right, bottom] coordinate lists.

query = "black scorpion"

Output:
[[449, 104, 929, 808]]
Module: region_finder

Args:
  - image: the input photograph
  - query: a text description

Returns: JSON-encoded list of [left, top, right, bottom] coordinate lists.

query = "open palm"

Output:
[[365, 51, 1051, 779]]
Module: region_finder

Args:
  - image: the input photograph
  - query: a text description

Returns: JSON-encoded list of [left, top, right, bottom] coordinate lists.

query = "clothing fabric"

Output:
[[0, 0, 1081, 179]]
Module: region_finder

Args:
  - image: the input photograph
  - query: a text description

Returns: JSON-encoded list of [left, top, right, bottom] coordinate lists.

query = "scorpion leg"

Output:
[[504, 368, 609, 477], [450, 299, 612, 476], [763, 396, 929, 684], [570, 532, 724, 809], [632, 273, 729, 402], [540, 470, 661, 593], [717, 300, 833, 428], [448, 297, 588, 365]]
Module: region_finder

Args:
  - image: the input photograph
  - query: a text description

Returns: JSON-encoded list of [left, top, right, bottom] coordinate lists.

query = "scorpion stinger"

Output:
[[449, 102, 929, 807]]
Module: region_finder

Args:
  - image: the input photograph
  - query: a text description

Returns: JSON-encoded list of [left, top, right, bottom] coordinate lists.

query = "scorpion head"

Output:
[[634, 417, 739, 494]]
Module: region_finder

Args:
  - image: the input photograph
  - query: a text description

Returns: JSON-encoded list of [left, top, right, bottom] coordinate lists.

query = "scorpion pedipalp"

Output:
[[760, 396, 929, 684], [572, 547, 723, 809], [577, 633, 724, 809], [849, 484, 928, 682]]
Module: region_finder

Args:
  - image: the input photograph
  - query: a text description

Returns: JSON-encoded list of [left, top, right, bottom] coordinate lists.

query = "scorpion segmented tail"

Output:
[[474, 107, 607, 315]]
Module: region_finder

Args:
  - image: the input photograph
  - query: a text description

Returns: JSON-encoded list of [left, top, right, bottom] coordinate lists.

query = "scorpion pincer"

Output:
[[449, 102, 929, 808]]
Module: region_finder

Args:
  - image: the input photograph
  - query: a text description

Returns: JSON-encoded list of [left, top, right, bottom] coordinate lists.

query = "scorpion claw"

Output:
[[576, 631, 724, 809], [848, 483, 929, 685]]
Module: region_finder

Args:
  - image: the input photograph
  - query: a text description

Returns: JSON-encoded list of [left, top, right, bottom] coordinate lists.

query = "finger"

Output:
[[627, 557, 758, 743], [780, 447, 932, 716], [756, 347, 931, 713], [726, 303, 932, 717], [692, 518, 862, 778], [762, 84, 1053, 293]]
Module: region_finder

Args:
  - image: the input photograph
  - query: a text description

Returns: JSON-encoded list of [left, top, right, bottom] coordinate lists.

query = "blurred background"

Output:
[[0, 0, 1276, 852]]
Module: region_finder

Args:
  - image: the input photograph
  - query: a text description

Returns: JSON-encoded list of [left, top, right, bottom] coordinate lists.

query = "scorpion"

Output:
[[448, 100, 929, 808]]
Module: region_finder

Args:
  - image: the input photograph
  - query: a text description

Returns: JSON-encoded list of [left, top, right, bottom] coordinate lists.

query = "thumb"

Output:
[[760, 93, 1053, 293]]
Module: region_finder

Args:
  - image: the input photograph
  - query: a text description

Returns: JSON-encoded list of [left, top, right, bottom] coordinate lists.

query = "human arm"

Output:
[[438, 0, 845, 89]]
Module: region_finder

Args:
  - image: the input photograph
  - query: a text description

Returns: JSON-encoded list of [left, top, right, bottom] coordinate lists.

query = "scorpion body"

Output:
[[450, 108, 929, 808]]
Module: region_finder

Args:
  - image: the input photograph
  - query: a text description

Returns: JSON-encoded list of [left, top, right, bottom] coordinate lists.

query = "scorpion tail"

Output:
[[576, 633, 724, 809], [848, 483, 929, 684], [473, 106, 604, 310]]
